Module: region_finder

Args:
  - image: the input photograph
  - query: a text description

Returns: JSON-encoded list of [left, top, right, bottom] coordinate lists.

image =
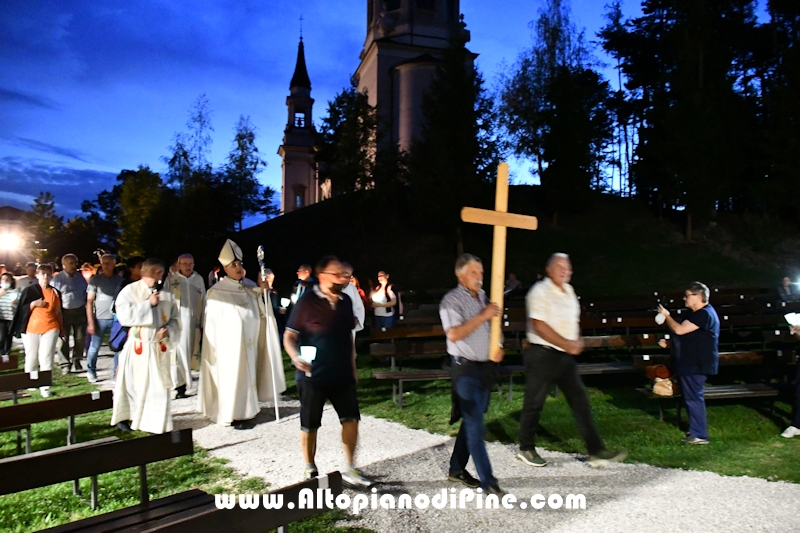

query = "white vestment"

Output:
[[111, 281, 180, 434], [198, 276, 286, 426], [166, 271, 206, 389]]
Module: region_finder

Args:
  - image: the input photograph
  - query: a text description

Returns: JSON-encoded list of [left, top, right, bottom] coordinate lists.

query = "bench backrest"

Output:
[[0, 354, 18, 372], [0, 390, 113, 431], [139, 471, 344, 532], [0, 370, 52, 394], [0, 429, 193, 495]]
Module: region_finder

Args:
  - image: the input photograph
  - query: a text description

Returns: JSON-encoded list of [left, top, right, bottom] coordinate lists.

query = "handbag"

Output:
[[652, 377, 674, 397], [108, 315, 129, 352]]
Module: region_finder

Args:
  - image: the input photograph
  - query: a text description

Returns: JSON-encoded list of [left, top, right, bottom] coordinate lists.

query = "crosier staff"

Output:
[[257, 245, 281, 421]]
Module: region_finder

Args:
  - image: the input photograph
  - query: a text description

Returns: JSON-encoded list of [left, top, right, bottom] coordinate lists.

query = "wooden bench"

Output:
[[0, 428, 194, 510], [372, 365, 525, 407], [636, 383, 779, 422], [0, 369, 51, 403], [0, 353, 18, 371], [0, 390, 114, 454], [38, 471, 344, 533]]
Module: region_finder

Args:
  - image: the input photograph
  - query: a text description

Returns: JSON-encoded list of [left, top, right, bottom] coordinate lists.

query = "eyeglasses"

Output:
[[684, 292, 696, 298], [321, 271, 348, 279]]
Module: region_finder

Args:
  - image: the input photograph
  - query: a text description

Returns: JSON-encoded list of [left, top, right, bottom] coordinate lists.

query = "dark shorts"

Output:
[[298, 380, 360, 432]]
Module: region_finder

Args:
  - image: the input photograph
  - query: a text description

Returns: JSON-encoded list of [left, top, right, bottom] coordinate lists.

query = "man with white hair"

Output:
[[517, 253, 627, 468], [439, 253, 505, 495], [165, 253, 206, 399], [51, 254, 88, 374]]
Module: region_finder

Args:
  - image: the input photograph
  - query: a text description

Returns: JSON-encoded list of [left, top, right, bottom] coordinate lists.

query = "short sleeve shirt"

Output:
[[27, 287, 61, 334], [51, 271, 88, 310], [372, 284, 396, 317], [526, 277, 581, 350], [88, 274, 123, 320], [671, 304, 720, 376], [439, 285, 490, 362], [286, 286, 355, 385]]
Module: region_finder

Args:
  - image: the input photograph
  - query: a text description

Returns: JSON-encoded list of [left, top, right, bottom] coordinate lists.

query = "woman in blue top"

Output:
[[0, 272, 20, 356], [657, 281, 720, 445]]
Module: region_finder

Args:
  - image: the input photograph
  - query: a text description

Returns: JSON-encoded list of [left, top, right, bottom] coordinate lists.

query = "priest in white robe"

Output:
[[198, 239, 286, 430], [166, 253, 206, 398], [111, 258, 179, 434]]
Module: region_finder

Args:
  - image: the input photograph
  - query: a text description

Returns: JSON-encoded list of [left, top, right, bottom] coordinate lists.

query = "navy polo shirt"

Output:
[[671, 304, 720, 376], [286, 286, 355, 385]]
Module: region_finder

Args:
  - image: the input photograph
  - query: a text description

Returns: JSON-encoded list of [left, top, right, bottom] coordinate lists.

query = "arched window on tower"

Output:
[[294, 185, 307, 209], [294, 112, 305, 127]]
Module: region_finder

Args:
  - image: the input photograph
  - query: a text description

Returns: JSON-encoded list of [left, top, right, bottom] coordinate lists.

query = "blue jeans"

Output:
[[87, 318, 115, 376], [449, 364, 496, 489], [374, 314, 396, 330], [679, 374, 708, 439]]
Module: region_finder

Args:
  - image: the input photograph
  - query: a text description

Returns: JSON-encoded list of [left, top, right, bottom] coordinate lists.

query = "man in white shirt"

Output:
[[341, 262, 365, 338], [517, 253, 626, 468]]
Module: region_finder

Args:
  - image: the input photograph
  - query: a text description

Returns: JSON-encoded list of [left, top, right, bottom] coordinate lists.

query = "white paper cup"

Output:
[[655, 313, 666, 325], [300, 346, 317, 377]]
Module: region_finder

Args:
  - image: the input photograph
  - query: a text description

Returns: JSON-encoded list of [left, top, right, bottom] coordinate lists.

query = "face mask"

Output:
[[330, 283, 345, 294], [0, 282, 10, 290]]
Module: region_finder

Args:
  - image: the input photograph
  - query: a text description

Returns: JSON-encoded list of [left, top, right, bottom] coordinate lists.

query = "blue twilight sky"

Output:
[[0, 0, 645, 224]]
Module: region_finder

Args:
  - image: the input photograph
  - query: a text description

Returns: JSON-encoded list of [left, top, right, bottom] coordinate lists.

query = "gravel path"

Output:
[[91, 352, 800, 533]]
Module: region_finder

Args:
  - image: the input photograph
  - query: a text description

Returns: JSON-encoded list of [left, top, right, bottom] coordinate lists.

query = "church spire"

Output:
[[290, 37, 311, 90]]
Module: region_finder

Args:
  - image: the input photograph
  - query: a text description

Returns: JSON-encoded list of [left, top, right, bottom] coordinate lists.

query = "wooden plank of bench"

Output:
[[37, 489, 213, 533], [372, 325, 444, 340], [578, 362, 634, 375], [369, 342, 448, 357], [636, 383, 779, 422], [0, 370, 53, 393], [583, 334, 665, 349], [139, 472, 344, 533], [0, 430, 193, 496], [373, 366, 526, 407], [632, 351, 770, 371], [0, 354, 19, 371], [0, 391, 113, 431]]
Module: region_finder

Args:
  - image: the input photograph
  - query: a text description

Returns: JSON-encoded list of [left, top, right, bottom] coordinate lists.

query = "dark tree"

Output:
[[221, 115, 267, 230]]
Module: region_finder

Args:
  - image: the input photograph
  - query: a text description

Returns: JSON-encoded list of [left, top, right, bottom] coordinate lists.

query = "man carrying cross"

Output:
[[440, 253, 505, 496]]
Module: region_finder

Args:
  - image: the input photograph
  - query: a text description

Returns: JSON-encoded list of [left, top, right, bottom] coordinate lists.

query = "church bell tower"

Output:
[[355, 0, 472, 152], [279, 37, 317, 214]]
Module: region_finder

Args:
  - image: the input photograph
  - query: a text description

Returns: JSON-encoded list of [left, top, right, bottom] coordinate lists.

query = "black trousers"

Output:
[[0, 319, 12, 355], [519, 344, 606, 455]]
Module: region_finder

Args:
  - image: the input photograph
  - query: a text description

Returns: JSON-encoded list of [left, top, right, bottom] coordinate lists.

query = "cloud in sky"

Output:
[[0, 156, 117, 215]]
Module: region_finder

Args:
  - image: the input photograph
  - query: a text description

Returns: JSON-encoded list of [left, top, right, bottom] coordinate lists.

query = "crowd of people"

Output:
[[1, 249, 798, 493]]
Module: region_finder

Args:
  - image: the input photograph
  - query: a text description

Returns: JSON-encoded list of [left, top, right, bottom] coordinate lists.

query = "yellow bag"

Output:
[[652, 377, 673, 397]]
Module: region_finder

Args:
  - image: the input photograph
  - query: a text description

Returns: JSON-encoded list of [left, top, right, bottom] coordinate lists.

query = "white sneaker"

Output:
[[87, 373, 98, 384], [342, 467, 374, 489], [781, 426, 800, 438]]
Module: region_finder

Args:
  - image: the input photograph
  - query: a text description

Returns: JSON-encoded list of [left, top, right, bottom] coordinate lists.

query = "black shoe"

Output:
[[232, 419, 256, 430], [175, 385, 188, 399], [117, 420, 132, 432], [484, 483, 507, 497], [447, 470, 480, 488]]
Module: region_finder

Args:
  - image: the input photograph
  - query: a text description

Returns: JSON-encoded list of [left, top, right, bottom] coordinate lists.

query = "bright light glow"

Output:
[[0, 232, 22, 251]]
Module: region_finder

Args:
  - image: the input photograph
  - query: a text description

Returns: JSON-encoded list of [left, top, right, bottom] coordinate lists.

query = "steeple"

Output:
[[290, 38, 311, 91], [279, 35, 317, 215]]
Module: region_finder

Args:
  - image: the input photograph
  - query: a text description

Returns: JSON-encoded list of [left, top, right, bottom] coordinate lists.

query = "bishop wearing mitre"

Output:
[[111, 258, 180, 434], [198, 239, 286, 430]]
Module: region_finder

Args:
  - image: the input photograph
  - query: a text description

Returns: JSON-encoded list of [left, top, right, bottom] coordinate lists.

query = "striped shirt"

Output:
[[526, 277, 581, 351], [0, 289, 19, 321], [439, 284, 490, 362]]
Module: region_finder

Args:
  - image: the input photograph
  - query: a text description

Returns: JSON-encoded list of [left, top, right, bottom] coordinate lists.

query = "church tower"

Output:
[[279, 37, 317, 214], [355, 0, 472, 152]]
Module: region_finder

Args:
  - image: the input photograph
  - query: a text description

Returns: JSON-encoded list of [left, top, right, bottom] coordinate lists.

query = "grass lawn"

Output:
[[3, 346, 796, 532], [343, 353, 799, 484], [0, 351, 363, 533]]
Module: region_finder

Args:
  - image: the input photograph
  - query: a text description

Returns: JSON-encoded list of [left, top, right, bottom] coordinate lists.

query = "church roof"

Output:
[[290, 38, 311, 90]]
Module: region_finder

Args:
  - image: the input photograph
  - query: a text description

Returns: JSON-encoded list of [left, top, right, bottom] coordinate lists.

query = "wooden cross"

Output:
[[461, 162, 538, 362]]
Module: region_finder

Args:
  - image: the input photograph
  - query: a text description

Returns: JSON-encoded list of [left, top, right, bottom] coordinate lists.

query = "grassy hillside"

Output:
[[238, 185, 799, 299]]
